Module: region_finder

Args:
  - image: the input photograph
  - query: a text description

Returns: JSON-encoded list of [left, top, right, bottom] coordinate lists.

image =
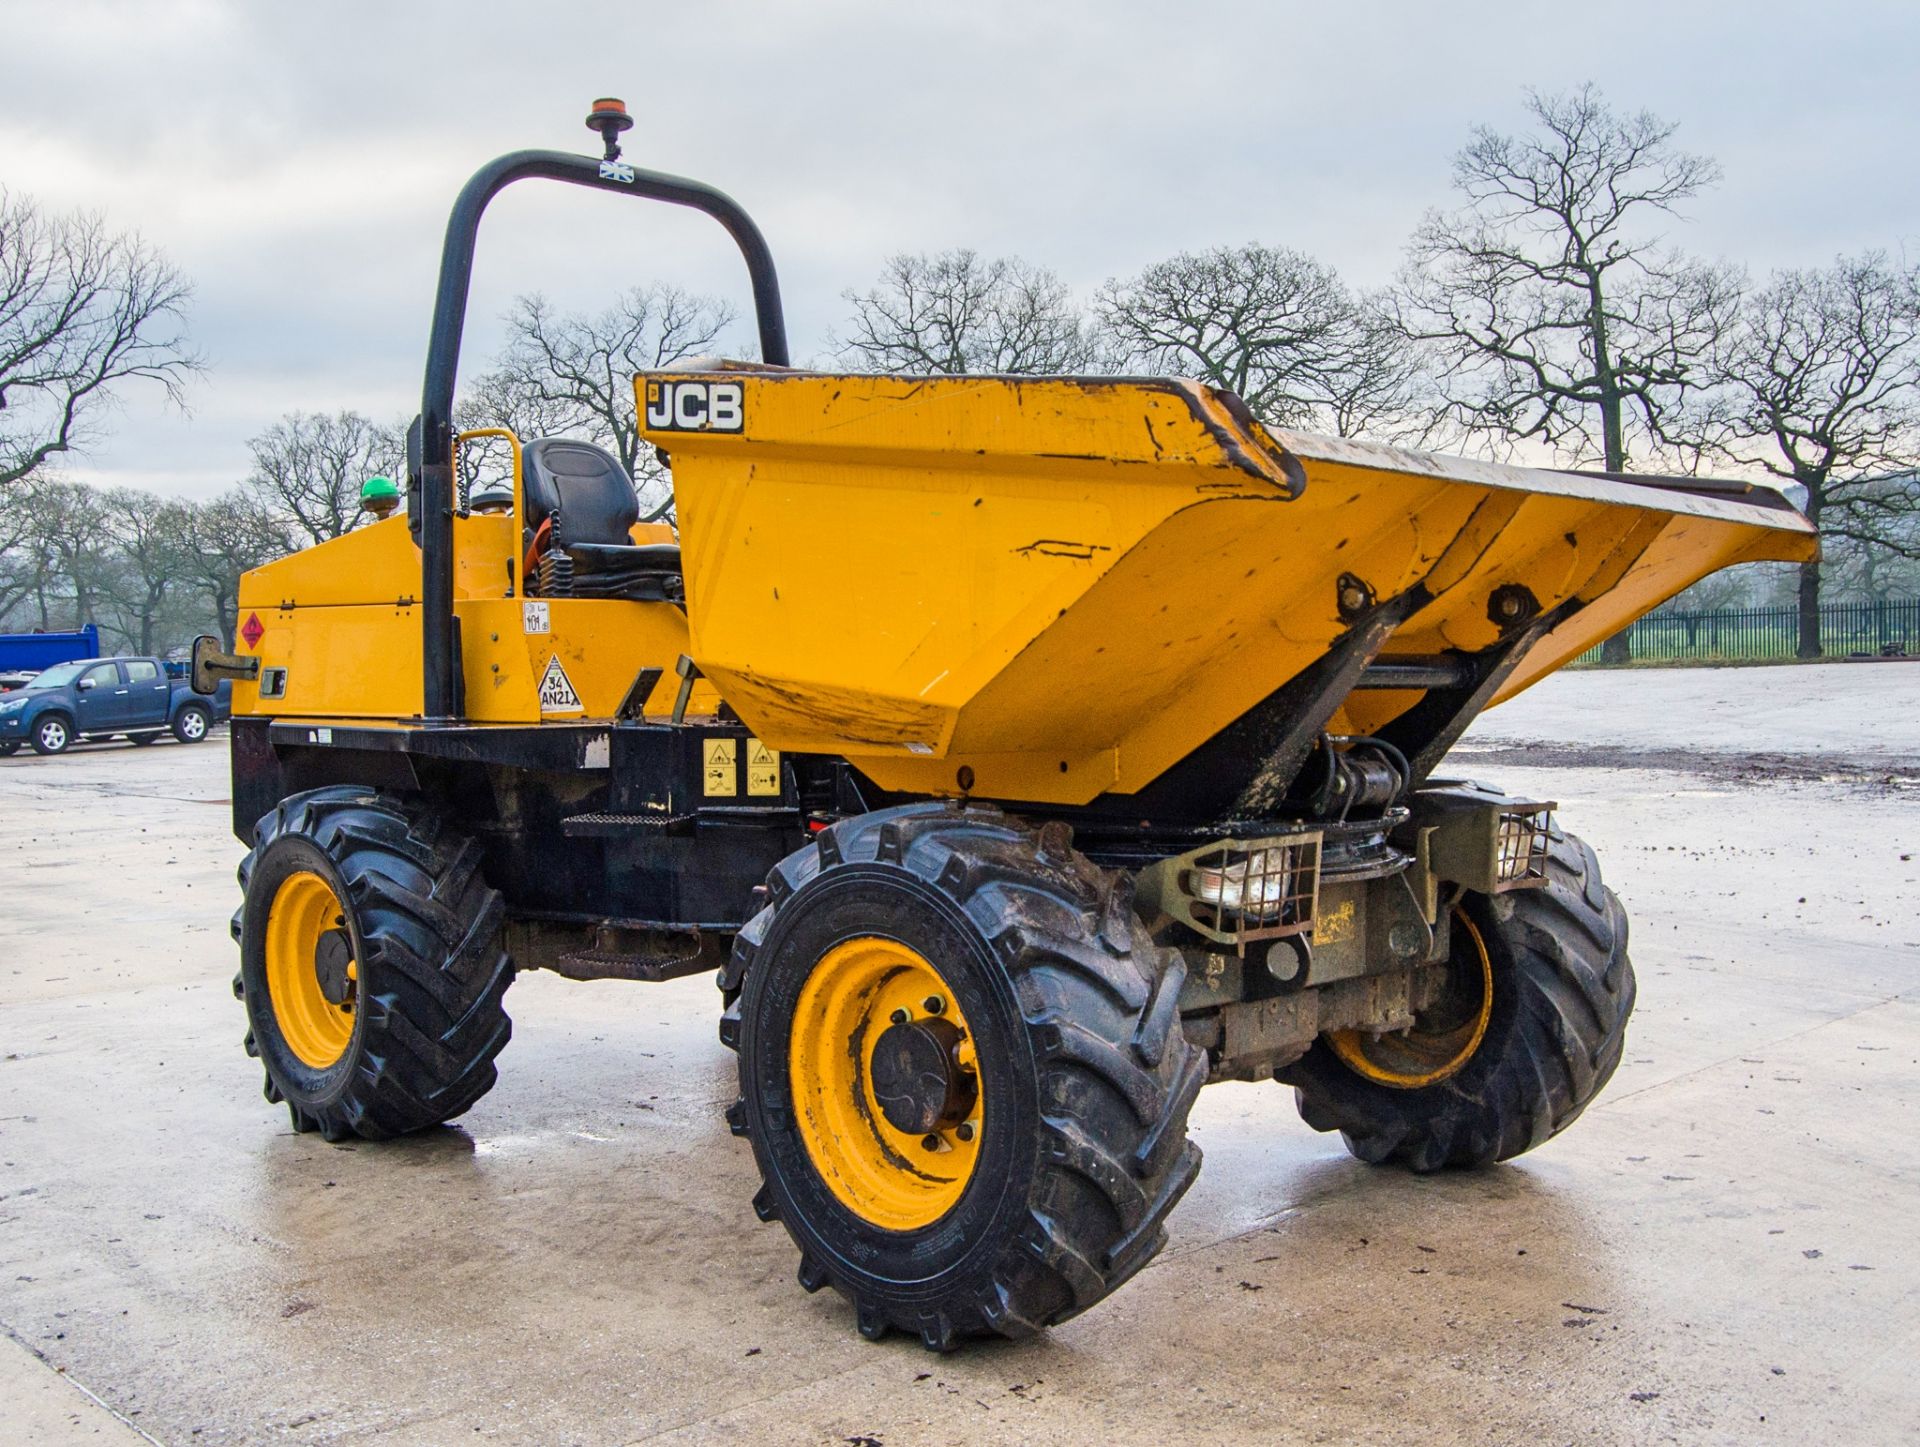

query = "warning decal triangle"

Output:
[[538, 655, 583, 714]]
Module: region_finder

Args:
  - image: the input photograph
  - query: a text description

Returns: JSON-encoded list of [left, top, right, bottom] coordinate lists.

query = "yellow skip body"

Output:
[[648, 370, 1815, 804]]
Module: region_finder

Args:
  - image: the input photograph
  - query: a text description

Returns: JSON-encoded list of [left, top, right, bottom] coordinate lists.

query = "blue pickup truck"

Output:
[[0, 656, 231, 756]]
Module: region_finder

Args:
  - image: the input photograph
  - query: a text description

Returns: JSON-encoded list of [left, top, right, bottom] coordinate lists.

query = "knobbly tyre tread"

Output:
[[1284, 821, 1635, 1172], [232, 786, 514, 1142], [722, 803, 1203, 1349]]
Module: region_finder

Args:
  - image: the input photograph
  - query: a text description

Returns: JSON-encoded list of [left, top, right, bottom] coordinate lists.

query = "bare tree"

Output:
[[12, 478, 114, 629], [1096, 243, 1425, 437], [835, 250, 1105, 376], [0, 477, 49, 620], [0, 482, 292, 651], [1397, 85, 1735, 468], [243, 410, 405, 546], [1681, 253, 1920, 655], [1667, 564, 1764, 613], [1394, 85, 1737, 659], [459, 370, 580, 454], [1823, 526, 1920, 606], [1321, 297, 1437, 442], [0, 191, 200, 489], [99, 487, 193, 654], [464, 285, 734, 523], [179, 491, 292, 643]]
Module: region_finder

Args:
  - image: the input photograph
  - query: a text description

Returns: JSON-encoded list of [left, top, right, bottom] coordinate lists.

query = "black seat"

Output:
[[520, 438, 682, 604], [522, 438, 637, 546]]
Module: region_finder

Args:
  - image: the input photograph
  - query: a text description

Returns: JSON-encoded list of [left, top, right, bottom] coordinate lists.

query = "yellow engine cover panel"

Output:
[[643, 370, 1817, 805], [232, 513, 710, 723]]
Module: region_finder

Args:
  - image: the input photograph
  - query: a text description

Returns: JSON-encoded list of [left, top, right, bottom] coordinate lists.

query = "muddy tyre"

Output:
[[725, 804, 1204, 1350], [234, 786, 514, 1142], [1284, 824, 1634, 1171]]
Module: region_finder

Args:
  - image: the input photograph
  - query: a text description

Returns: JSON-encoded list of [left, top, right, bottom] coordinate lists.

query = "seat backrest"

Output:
[[521, 438, 639, 548]]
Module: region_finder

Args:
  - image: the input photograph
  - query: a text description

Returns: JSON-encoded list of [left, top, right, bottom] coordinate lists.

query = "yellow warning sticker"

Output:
[[702, 737, 737, 796], [746, 738, 781, 796]]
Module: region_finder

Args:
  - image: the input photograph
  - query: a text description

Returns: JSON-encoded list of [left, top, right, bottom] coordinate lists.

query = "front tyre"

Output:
[[30, 714, 72, 755], [727, 805, 1204, 1350], [1284, 824, 1634, 1172], [234, 787, 514, 1141]]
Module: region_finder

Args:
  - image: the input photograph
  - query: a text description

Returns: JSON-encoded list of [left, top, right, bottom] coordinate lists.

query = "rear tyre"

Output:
[[30, 714, 72, 755], [726, 804, 1203, 1350], [172, 704, 211, 744], [1283, 824, 1633, 1171], [233, 786, 514, 1142]]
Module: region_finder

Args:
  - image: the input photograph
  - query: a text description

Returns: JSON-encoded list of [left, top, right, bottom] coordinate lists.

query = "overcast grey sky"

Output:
[[3, 0, 1915, 500]]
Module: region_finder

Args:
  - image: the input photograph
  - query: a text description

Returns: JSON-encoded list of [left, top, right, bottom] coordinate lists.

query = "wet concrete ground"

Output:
[[2, 663, 1916, 1445]]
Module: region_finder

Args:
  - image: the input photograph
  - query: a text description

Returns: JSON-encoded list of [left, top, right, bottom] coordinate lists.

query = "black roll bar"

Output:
[[412, 148, 789, 718]]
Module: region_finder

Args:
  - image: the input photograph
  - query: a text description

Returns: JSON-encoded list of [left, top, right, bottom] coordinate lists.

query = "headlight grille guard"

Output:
[[1134, 831, 1322, 952], [1494, 804, 1554, 889]]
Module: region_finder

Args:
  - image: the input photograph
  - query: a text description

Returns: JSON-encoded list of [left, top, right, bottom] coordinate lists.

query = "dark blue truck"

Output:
[[0, 656, 230, 756], [0, 625, 101, 692]]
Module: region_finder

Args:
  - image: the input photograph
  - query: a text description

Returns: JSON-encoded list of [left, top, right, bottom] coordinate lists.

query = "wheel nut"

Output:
[[890, 1007, 910, 1024], [923, 996, 945, 1016], [921, 1134, 942, 1152], [955, 1121, 975, 1142]]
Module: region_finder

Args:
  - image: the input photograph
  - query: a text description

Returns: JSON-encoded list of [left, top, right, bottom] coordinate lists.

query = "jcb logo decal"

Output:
[[645, 380, 744, 433]]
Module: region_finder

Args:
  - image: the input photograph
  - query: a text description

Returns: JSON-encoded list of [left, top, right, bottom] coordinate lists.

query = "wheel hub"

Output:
[[787, 937, 985, 1232], [263, 871, 359, 1069], [869, 1017, 975, 1136], [313, 928, 356, 1006]]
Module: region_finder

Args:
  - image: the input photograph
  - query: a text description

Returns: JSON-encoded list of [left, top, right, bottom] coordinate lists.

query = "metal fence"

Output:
[[1573, 598, 1920, 665]]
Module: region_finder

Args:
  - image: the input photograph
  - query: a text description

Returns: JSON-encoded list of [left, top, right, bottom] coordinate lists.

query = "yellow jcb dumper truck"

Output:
[[198, 101, 1817, 1351]]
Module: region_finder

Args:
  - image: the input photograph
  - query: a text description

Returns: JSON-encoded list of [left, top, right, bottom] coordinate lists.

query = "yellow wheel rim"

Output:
[[788, 937, 982, 1232], [264, 870, 358, 1069], [1328, 913, 1493, 1089]]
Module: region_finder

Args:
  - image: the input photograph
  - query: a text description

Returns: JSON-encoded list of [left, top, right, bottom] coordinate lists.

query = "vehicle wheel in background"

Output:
[[0, 741, 19, 757], [234, 786, 515, 1141], [30, 715, 72, 755], [128, 731, 162, 746], [1283, 824, 1634, 1171], [172, 704, 210, 743]]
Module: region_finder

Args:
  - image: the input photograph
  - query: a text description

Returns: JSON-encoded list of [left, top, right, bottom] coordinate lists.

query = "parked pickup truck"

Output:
[[0, 656, 231, 756]]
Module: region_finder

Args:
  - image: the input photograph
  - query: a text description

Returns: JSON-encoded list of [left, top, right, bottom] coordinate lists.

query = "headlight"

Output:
[[0, 697, 26, 714], [1187, 846, 1304, 923], [1135, 830, 1322, 947], [1495, 808, 1552, 885]]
